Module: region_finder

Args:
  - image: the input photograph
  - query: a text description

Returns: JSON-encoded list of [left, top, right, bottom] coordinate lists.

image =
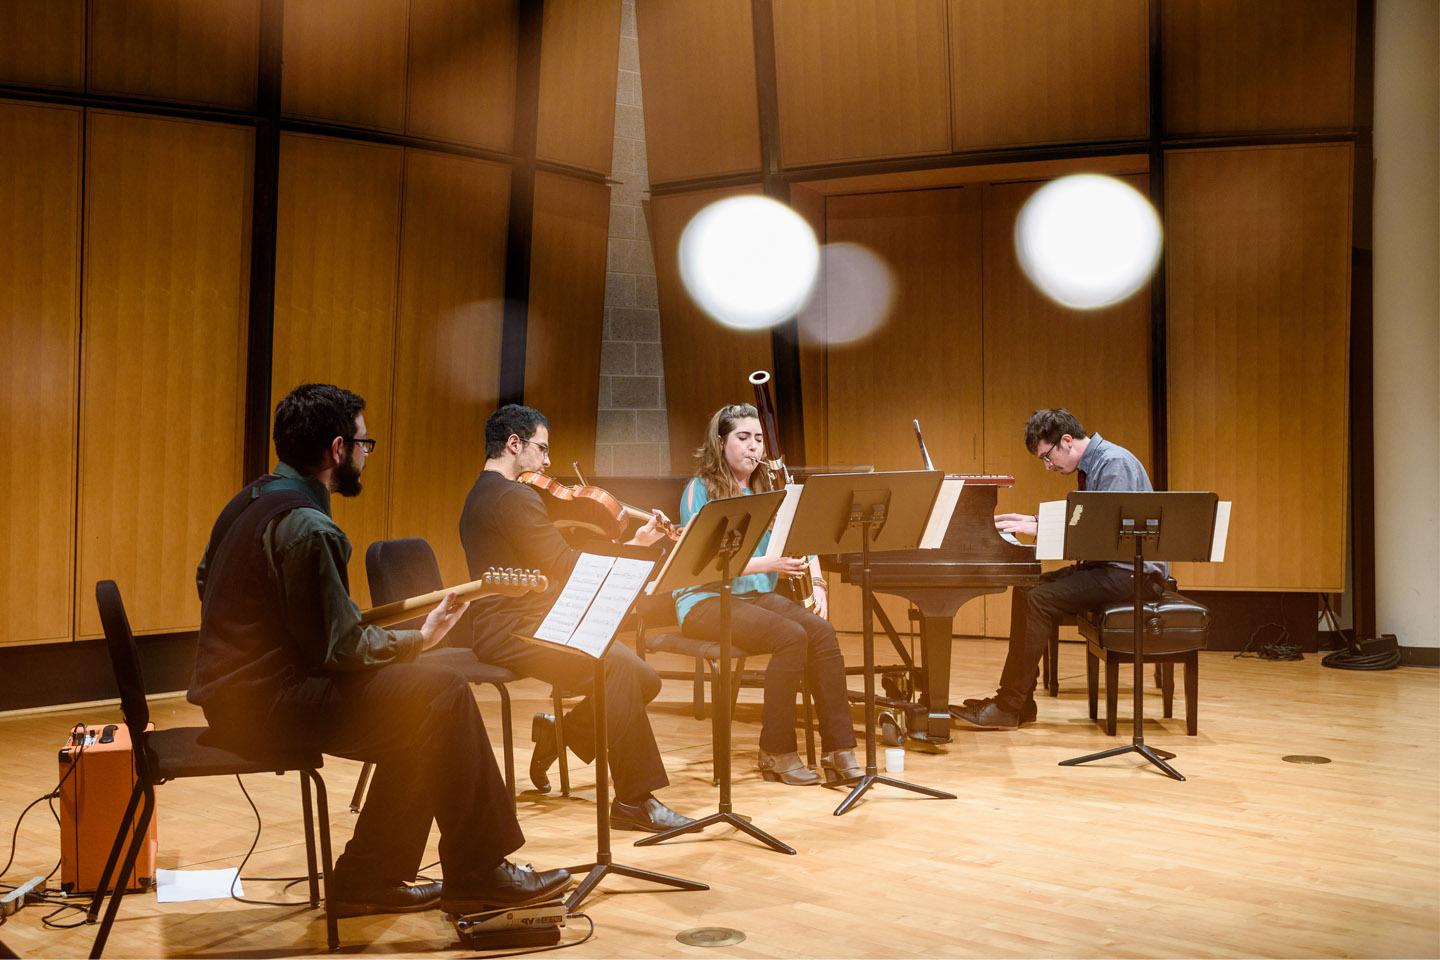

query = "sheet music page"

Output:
[[919, 477, 965, 549], [568, 557, 656, 658], [762, 483, 805, 559], [532, 553, 614, 643], [1035, 500, 1067, 560], [1209, 501, 1232, 562]]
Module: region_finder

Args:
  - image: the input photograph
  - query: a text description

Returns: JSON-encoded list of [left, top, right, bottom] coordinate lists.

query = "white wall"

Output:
[[1373, 0, 1440, 648]]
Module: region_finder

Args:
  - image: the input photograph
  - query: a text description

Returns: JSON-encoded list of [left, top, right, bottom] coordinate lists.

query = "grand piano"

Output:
[[821, 476, 1041, 743]]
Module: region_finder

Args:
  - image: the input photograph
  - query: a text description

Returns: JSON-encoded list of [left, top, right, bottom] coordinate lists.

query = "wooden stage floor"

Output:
[[1, 637, 1437, 959]]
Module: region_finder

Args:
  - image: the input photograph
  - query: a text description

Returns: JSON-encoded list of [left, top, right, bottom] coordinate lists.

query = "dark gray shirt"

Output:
[[1075, 433, 1169, 579]]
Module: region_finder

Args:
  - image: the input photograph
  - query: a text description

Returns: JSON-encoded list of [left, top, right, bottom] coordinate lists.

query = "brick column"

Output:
[[595, 0, 668, 477]]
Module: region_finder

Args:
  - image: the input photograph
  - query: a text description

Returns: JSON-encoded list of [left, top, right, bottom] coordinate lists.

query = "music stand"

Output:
[[785, 471, 958, 816], [634, 491, 795, 854], [514, 550, 709, 910], [1054, 492, 1220, 781]]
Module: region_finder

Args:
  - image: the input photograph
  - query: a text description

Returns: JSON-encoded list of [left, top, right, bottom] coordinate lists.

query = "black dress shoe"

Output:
[[609, 796, 698, 834], [439, 861, 572, 915], [962, 696, 1038, 724], [329, 876, 442, 918], [952, 698, 1022, 731], [529, 712, 558, 794]]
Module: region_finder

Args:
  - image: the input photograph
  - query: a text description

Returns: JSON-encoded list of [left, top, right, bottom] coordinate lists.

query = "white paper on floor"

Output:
[[155, 867, 242, 903]]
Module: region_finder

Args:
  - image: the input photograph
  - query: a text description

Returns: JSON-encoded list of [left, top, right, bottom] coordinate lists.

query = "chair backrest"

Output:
[[94, 580, 155, 783], [365, 537, 444, 613]]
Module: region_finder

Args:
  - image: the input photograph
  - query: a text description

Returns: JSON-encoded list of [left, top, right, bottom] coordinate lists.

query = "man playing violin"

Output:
[[458, 404, 697, 834]]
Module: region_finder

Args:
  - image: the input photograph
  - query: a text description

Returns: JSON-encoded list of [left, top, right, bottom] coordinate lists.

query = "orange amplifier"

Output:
[[58, 723, 157, 894]]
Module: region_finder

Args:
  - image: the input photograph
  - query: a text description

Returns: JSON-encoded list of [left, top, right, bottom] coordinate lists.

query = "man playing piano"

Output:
[[953, 408, 1166, 731]]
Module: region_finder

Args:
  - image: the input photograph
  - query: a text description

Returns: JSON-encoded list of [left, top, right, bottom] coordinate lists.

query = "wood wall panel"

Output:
[[272, 134, 403, 607], [822, 188, 986, 634], [949, 0, 1148, 150], [526, 173, 609, 478], [635, 0, 761, 184], [772, 0, 951, 167], [979, 177, 1154, 636], [1166, 145, 1352, 591], [0, 103, 81, 645], [88, 0, 260, 109], [390, 151, 510, 587], [406, 0, 517, 150], [0, 0, 83, 90], [1163, 0, 1355, 135], [77, 113, 253, 638], [652, 186, 774, 473], [536, 0, 621, 174], [281, 0, 409, 132]]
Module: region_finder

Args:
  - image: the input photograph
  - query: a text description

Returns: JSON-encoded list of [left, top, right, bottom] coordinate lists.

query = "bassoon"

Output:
[[747, 370, 816, 610]]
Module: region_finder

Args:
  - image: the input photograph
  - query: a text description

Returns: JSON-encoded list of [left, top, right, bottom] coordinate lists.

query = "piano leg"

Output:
[[916, 613, 955, 743]]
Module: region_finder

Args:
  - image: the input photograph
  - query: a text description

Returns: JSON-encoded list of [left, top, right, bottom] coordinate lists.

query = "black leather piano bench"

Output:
[[1078, 592, 1211, 736]]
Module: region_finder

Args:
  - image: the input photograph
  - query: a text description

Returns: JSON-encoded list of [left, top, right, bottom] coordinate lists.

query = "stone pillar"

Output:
[[595, 0, 668, 478]]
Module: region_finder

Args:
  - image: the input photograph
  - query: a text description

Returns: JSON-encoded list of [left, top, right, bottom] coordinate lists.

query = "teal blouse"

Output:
[[672, 476, 777, 625]]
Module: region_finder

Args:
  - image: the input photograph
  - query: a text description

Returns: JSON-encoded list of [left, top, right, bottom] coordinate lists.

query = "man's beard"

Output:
[[335, 458, 363, 497]]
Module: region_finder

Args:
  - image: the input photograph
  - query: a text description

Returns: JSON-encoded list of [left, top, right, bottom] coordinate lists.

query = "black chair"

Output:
[[349, 538, 570, 811], [89, 580, 338, 957]]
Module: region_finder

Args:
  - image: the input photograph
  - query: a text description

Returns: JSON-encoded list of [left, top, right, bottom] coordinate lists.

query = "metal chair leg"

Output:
[[90, 787, 155, 959], [552, 688, 571, 797], [299, 775, 319, 907], [489, 681, 516, 805], [348, 762, 373, 814]]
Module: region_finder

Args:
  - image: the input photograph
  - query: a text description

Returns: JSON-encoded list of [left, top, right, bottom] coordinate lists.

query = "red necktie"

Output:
[[1077, 470, 1087, 490]]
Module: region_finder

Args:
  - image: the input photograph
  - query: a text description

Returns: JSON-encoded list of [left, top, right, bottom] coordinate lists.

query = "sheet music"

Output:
[[533, 554, 614, 643], [919, 477, 965, 549], [1209, 501, 1232, 562], [1035, 500, 1067, 560], [762, 483, 805, 559], [568, 558, 654, 657]]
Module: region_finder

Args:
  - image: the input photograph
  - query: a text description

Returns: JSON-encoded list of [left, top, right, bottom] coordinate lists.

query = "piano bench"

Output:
[[1078, 592, 1211, 736]]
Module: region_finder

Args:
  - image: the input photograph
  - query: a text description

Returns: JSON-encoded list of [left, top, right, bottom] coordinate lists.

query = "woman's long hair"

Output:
[[694, 403, 776, 500]]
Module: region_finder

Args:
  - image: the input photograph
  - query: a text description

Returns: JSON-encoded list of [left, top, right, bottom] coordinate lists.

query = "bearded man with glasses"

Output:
[[190, 383, 570, 918], [458, 404, 696, 834], [953, 407, 1168, 731]]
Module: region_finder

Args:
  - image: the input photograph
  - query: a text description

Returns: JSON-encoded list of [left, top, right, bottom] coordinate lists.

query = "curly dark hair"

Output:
[[273, 383, 366, 472], [485, 404, 549, 459], [1023, 408, 1088, 454]]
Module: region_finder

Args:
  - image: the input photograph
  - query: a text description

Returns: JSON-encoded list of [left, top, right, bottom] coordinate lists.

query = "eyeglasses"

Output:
[[1036, 441, 1060, 465], [345, 437, 377, 454], [522, 438, 550, 457]]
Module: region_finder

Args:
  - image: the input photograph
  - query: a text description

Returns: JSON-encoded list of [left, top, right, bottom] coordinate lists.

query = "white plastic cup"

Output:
[[884, 747, 905, 774]]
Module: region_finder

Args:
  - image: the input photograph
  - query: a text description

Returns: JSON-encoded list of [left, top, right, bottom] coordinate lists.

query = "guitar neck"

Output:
[[359, 574, 548, 627]]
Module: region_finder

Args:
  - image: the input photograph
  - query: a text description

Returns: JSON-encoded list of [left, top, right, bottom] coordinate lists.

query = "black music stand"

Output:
[[635, 491, 795, 854], [785, 471, 958, 816], [515, 551, 709, 911], [1054, 492, 1220, 781]]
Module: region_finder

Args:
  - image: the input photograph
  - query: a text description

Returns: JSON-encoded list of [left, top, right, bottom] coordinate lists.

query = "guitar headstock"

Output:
[[482, 567, 550, 596]]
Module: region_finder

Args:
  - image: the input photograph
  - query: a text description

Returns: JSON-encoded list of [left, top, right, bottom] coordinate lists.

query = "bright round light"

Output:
[[820, 242, 895, 344], [679, 196, 820, 330], [1014, 174, 1162, 310]]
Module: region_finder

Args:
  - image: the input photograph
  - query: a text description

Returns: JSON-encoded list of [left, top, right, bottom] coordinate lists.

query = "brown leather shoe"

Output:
[[962, 696, 1038, 724], [953, 698, 1021, 730], [329, 876, 442, 918], [820, 749, 863, 784], [758, 750, 820, 786]]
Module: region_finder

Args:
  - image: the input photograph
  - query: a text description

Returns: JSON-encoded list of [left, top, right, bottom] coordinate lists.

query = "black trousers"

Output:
[[473, 630, 669, 802], [997, 564, 1135, 712], [681, 592, 856, 755], [207, 661, 524, 884]]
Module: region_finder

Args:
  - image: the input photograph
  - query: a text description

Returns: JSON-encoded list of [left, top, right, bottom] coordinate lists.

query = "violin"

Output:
[[518, 471, 682, 542]]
